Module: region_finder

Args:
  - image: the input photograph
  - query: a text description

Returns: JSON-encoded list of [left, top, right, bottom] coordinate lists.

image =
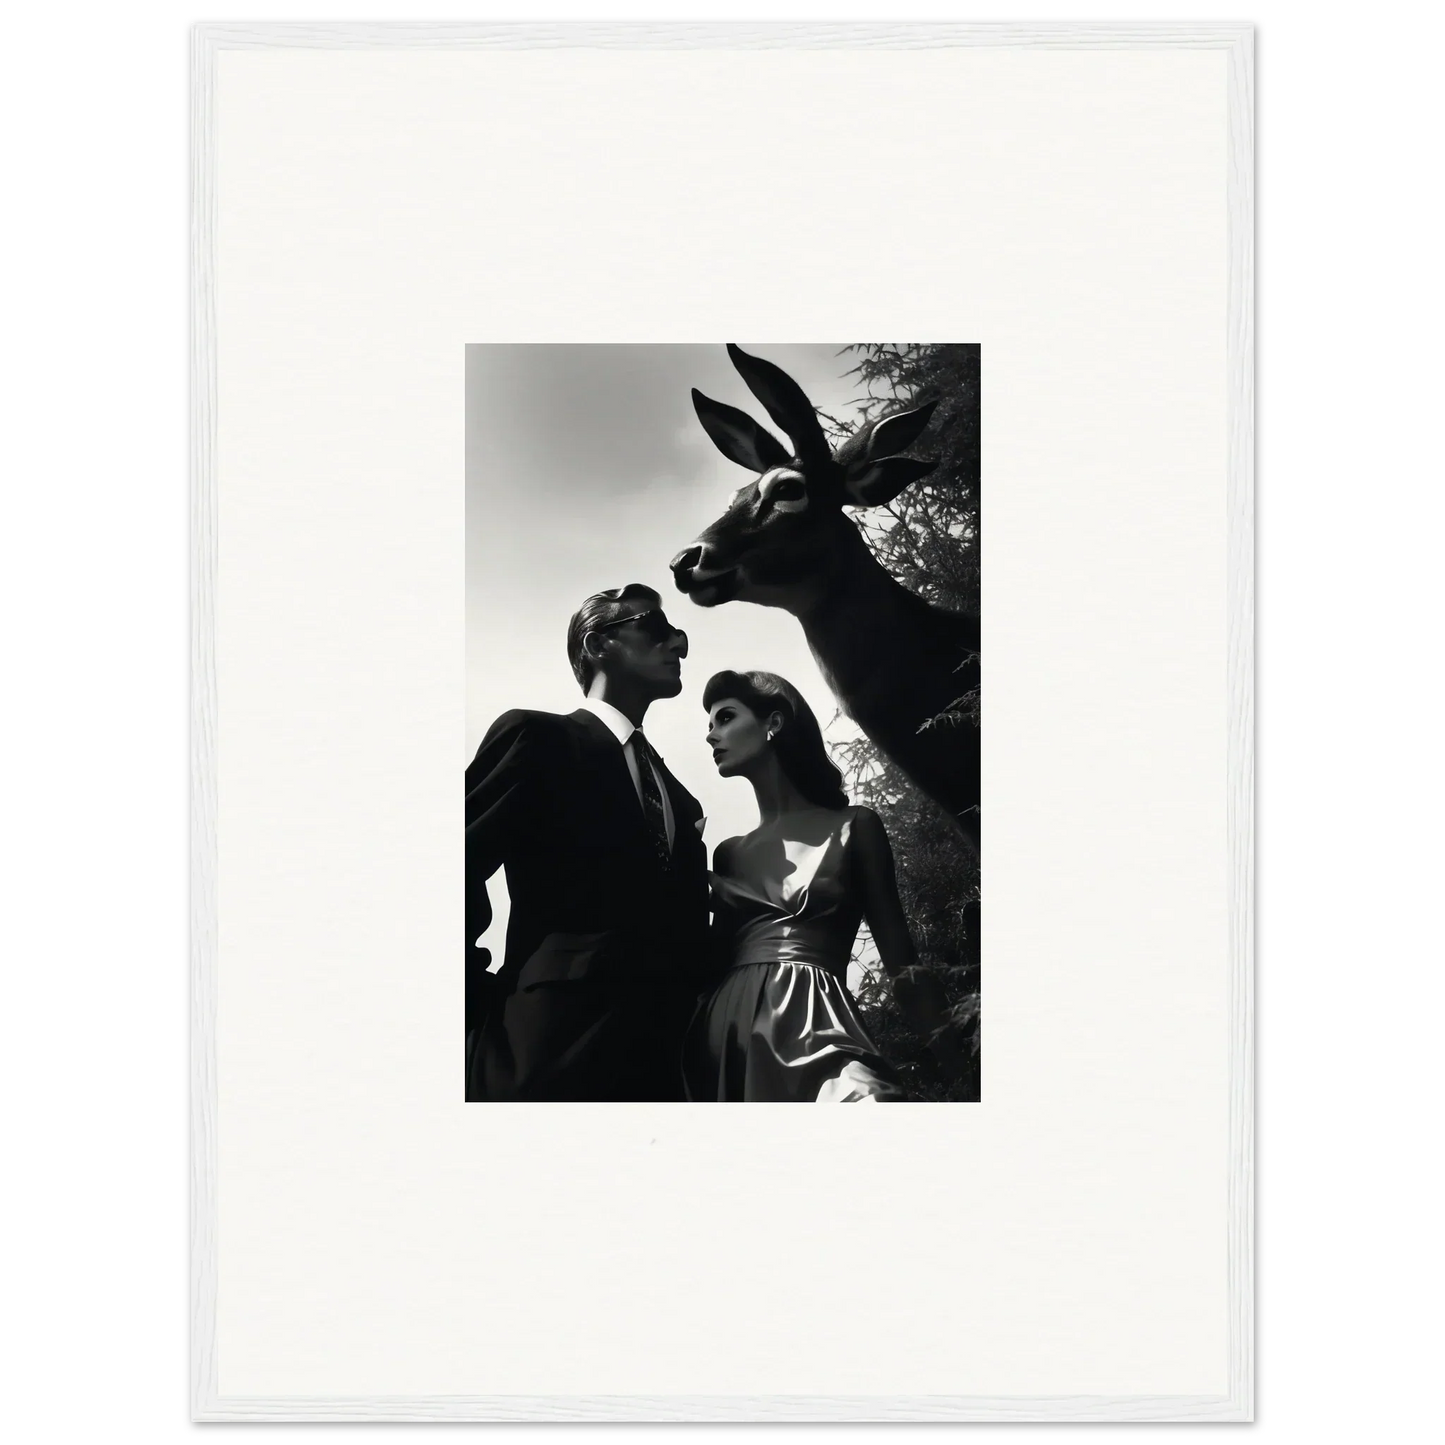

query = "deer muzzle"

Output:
[[669, 544, 704, 577], [670, 543, 738, 605]]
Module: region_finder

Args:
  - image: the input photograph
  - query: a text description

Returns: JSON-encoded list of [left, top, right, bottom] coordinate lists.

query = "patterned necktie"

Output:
[[630, 728, 673, 871]]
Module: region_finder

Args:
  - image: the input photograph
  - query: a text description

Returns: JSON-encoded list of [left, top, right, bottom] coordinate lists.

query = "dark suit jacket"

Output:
[[464, 707, 710, 1101]]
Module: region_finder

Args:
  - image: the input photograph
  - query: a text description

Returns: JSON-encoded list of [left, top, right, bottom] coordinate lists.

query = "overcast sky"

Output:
[[467, 344, 887, 977]]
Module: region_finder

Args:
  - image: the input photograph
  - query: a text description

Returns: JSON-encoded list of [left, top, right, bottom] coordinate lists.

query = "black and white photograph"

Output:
[[465, 344, 981, 1101]]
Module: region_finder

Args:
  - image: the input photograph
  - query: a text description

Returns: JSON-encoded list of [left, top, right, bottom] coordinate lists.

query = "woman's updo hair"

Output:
[[702, 670, 848, 811]]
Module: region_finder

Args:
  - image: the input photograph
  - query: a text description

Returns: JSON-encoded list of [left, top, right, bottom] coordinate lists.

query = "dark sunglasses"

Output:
[[591, 608, 687, 647]]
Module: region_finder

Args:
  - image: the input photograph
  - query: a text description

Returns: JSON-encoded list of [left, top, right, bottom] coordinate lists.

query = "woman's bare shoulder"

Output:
[[845, 805, 893, 857], [845, 803, 886, 833]]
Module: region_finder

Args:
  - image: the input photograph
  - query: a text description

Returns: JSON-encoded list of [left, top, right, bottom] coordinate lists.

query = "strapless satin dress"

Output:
[[682, 807, 904, 1102]]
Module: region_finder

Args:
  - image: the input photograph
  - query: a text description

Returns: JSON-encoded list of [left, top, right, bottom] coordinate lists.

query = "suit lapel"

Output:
[[654, 754, 701, 831], [570, 709, 650, 855], [651, 753, 706, 869], [571, 709, 701, 861]]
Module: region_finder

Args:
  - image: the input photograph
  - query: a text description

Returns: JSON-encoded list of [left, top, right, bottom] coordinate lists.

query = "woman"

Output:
[[683, 670, 963, 1103]]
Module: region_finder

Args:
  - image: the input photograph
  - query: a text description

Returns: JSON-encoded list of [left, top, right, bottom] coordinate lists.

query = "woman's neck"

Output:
[[748, 755, 812, 825]]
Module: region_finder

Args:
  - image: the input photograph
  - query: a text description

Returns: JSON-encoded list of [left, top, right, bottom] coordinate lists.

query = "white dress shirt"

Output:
[[578, 696, 676, 848]]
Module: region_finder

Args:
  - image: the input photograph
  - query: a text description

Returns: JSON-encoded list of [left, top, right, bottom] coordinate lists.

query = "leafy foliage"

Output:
[[827, 344, 982, 1101]]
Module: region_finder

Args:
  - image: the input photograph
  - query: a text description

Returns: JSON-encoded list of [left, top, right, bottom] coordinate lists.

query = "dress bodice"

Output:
[[710, 807, 865, 979]]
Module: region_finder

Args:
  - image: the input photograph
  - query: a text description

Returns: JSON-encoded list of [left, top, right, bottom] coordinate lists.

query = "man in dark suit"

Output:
[[465, 583, 710, 1101]]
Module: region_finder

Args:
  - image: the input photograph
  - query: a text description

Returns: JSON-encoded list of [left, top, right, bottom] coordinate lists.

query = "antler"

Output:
[[726, 344, 834, 473], [690, 389, 792, 474], [692, 345, 939, 507]]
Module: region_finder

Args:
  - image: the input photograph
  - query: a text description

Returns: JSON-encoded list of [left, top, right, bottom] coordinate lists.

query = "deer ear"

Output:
[[866, 398, 938, 460], [843, 455, 937, 507], [691, 389, 792, 473], [726, 344, 832, 471]]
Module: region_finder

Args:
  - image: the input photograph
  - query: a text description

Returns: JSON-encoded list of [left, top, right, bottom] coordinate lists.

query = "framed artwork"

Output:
[[193, 21, 1253, 1421]]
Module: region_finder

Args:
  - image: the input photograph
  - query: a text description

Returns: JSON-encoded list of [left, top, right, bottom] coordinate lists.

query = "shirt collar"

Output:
[[579, 695, 636, 747]]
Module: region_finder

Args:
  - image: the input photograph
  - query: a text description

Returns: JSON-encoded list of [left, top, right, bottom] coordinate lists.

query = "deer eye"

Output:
[[759, 468, 808, 508]]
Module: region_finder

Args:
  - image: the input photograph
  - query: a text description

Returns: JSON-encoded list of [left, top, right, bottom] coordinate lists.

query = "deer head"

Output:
[[670, 345, 938, 614]]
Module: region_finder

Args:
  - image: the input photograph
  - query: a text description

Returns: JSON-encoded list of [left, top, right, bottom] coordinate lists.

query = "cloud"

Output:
[[466, 343, 870, 505], [467, 344, 718, 502]]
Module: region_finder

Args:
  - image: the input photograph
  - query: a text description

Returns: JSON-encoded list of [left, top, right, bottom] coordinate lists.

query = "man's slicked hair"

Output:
[[566, 583, 661, 691]]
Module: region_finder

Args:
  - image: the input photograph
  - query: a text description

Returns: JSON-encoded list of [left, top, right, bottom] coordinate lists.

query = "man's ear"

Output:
[[582, 630, 608, 666]]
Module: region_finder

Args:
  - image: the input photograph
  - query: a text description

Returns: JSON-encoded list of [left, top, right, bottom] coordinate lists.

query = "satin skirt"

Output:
[[682, 961, 905, 1102]]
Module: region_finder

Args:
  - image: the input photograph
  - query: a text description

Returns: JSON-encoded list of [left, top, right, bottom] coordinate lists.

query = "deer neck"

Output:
[[797, 537, 907, 670], [797, 525, 965, 728]]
